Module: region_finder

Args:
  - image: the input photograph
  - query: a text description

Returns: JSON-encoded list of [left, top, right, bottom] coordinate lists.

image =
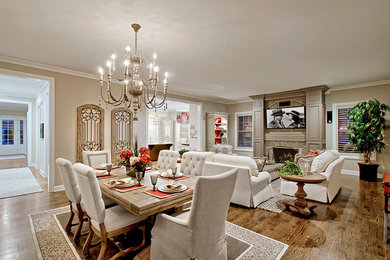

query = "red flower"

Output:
[[308, 150, 318, 156], [139, 147, 150, 155], [120, 150, 132, 160], [140, 153, 151, 165]]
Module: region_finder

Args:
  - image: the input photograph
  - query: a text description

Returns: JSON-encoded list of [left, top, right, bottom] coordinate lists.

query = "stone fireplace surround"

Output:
[[250, 85, 328, 158]]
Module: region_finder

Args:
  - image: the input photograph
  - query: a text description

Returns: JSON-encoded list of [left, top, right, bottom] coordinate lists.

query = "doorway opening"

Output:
[[0, 69, 55, 192]]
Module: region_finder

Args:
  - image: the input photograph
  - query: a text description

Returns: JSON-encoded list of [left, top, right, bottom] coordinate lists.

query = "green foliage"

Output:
[[179, 149, 190, 156], [276, 160, 302, 176], [347, 99, 390, 163]]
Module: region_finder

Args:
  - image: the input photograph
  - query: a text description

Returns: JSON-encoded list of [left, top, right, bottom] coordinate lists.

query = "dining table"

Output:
[[98, 166, 197, 218]]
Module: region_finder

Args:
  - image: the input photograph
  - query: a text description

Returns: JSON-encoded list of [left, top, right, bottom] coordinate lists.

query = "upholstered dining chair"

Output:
[[73, 163, 146, 260], [56, 158, 85, 245], [157, 150, 179, 172], [82, 150, 111, 168], [150, 168, 238, 260], [179, 151, 213, 177]]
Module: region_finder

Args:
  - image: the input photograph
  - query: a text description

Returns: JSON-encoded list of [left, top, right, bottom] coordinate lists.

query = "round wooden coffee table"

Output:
[[279, 173, 326, 217]]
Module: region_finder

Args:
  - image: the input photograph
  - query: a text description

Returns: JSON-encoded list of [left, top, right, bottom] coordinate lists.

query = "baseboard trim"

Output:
[[54, 185, 65, 192], [341, 169, 359, 176]]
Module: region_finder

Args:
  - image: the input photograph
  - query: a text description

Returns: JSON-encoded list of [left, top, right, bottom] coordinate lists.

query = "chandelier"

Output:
[[98, 23, 168, 120]]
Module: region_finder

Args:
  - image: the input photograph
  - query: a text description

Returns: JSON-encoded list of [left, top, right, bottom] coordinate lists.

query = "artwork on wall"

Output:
[[266, 107, 306, 129], [77, 104, 104, 162], [190, 124, 198, 138], [111, 108, 133, 163], [176, 112, 189, 124], [40, 123, 44, 139]]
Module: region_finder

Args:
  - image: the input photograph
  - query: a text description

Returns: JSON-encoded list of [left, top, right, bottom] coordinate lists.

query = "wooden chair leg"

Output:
[[98, 224, 108, 260], [384, 212, 388, 244], [65, 203, 75, 234], [73, 205, 84, 245], [83, 220, 94, 257]]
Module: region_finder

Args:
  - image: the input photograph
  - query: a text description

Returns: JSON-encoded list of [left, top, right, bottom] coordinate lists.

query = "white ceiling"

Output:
[[0, 0, 389, 103], [0, 101, 28, 111], [0, 74, 47, 98]]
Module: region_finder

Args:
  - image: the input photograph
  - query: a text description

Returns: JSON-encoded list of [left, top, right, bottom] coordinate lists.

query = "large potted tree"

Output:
[[347, 99, 390, 181]]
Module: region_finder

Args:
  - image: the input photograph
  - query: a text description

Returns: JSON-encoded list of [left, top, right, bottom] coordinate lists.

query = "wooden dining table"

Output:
[[98, 167, 197, 218]]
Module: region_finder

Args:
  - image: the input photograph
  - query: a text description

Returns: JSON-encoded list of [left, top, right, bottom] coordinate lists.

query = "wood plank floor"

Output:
[[0, 159, 388, 259]]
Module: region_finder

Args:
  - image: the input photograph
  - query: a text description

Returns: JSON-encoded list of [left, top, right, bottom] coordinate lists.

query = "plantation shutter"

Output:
[[337, 107, 356, 153]]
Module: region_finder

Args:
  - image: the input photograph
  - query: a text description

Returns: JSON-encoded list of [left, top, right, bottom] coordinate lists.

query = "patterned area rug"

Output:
[[0, 167, 43, 199], [29, 206, 288, 260], [257, 178, 295, 213]]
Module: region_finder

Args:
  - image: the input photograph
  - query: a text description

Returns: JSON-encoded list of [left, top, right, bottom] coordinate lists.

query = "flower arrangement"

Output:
[[119, 148, 151, 177], [307, 150, 318, 156]]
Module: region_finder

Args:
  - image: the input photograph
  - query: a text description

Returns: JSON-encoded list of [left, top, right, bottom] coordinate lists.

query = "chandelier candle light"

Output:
[[98, 23, 169, 120]]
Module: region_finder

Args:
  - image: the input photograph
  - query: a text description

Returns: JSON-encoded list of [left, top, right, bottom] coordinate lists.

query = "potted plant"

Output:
[[347, 99, 390, 181], [178, 149, 189, 158]]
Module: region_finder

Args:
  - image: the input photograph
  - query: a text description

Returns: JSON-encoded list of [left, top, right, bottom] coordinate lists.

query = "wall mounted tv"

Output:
[[266, 106, 306, 129]]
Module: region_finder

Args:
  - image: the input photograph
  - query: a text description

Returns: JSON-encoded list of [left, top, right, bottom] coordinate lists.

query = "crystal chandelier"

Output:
[[98, 23, 168, 120]]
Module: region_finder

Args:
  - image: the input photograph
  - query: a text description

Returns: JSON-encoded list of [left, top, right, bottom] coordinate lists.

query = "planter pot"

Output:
[[358, 163, 379, 182]]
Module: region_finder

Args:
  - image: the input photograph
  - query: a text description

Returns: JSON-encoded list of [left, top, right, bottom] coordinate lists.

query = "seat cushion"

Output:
[[91, 205, 144, 232], [311, 150, 339, 173]]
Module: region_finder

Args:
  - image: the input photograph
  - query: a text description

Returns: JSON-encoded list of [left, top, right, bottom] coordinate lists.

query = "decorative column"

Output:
[[250, 95, 265, 157]]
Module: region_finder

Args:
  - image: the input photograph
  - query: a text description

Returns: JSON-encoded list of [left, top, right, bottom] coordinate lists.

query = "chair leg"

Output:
[[73, 205, 84, 245], [98, 236, 108, 260], [384, 212, 388, 244], [83, 220, 94, 257], [65, 203, 75, 234]]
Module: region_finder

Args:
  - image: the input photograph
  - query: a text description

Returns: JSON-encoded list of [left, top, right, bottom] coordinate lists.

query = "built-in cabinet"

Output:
[[206, 112, 229, 151]]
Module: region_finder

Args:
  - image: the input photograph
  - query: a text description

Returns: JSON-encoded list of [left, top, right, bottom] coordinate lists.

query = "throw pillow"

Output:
[[254, 157, 266, 172], [311, 150, 339, 173]]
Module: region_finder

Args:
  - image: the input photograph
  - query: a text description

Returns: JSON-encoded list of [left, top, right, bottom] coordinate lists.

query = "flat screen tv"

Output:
[[266, 106, 306, 129]]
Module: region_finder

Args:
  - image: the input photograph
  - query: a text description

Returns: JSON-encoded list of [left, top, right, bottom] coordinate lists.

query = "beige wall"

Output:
[[0, 61, 227, 187], [325, 83, 390, 174], [227, 101, 253, 157]]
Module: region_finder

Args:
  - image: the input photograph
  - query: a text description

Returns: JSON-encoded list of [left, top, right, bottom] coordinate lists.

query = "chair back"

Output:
[[73, 163, 106, 224], [157, 150, 179, 172], [187, 168, 238, 258], [180, 152, 212, 177], [82, 150, 111, 168], [56, 158, 81, 204]]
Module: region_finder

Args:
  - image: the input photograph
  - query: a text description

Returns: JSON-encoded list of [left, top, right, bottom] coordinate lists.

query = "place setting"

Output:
[[157, 167, 189, 181], [104, 171, 146, 192], [144, 172, 191, 199], [94, 163, 120, 179]]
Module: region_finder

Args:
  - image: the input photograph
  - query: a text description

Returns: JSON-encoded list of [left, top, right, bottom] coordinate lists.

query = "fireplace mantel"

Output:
[[250, 85, 328, 157]]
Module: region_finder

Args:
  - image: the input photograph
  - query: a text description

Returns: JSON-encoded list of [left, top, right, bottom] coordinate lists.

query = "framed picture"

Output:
[[176, 112, 190, 124], [40, 123, 44, 139]]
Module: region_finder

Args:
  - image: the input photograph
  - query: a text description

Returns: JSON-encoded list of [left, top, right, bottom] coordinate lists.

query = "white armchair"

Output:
[[157, 150, 179, 172], [204, 154, 274, 208], [150, 168, 238, 260], [82, 150, 111, 168], [280, 150, 344, 203]]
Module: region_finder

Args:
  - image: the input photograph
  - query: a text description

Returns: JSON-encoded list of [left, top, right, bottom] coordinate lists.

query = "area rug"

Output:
[[29, 206, 288, 260], [0, 167, 43, 199], [257, 178, 295, 213]]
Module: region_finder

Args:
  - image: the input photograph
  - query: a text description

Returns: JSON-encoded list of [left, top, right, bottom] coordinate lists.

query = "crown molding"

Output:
[[0, 55, 99, 80], [327, 79, 390, 94]]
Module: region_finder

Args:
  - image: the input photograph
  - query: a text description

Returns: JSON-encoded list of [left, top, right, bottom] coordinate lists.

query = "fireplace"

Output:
[[271, 147, 299, 163]]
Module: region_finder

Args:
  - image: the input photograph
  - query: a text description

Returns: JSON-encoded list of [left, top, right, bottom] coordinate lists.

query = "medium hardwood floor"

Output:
[[0, 159, 388, 259]]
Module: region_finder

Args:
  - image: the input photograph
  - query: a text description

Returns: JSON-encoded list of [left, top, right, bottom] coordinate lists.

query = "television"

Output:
[[266, 106, 306, 129]]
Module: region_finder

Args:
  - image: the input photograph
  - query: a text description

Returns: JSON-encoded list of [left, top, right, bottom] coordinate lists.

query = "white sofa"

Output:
[[203, 154, 274, 208], [280, 150, 344, 203]]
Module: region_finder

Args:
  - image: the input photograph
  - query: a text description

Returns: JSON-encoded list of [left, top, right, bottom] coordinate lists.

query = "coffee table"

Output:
[[279, 173, 326, 217]]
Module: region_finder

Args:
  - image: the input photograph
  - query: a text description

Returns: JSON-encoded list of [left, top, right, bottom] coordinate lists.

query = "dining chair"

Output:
[[73, 163, 146, 260], [150, 168, 238, 260], [82, 150, 111, 168], [56, 158, 85, 245], [157, 150, 179, 172], [179, 151, 213, 177]]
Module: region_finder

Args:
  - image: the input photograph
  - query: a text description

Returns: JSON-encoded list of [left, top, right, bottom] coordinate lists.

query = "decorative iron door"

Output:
[[77, 104, 104, 162], [111, 108, 133, 163]]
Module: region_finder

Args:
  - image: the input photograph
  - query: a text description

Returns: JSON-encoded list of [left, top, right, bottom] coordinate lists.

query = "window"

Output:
[[20, 120, 24, 144], [2, 120, 14, 145], [235, 112, 253, 150], [333, 103, 359, 154]]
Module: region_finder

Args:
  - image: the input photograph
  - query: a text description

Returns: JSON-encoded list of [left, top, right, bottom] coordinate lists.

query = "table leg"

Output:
[[282, 181, 316, 217]]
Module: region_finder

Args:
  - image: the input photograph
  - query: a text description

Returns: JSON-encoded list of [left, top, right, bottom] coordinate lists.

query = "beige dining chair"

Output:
[[73, 163, 146, 260], [82, 150, 111, 168], [179, 151, 213, 177], [150, 168, 238, 260], [56, 158, 85, 245], [157, 150, 179, 172]]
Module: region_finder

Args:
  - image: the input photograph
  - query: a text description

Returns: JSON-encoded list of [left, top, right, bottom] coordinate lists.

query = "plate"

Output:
[[158, 184, 187, 193], [96, 163, 119, 170], [160, 172, 183, 178], [96, 170, 109, 177], [110, 178, 135, 188]]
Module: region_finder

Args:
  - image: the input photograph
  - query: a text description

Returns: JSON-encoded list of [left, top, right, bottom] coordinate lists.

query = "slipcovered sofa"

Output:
[[280, 150, 344, 203], [203, 154, 274, 208]]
